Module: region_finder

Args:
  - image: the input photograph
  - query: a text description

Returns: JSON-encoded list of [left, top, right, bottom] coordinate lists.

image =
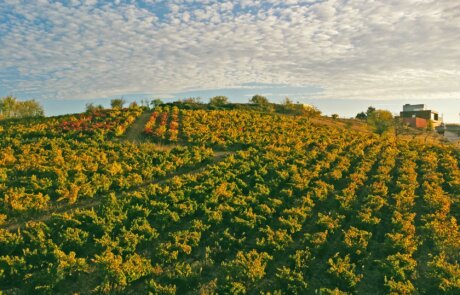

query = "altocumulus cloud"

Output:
[[0, 0, 459, 101]]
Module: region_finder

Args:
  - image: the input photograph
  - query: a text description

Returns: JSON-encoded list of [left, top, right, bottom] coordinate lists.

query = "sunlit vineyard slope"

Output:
[[1, 106, 459, 294]]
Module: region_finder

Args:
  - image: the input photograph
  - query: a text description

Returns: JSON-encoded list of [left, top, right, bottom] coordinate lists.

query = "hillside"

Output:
[[1, 106, 459, 294]]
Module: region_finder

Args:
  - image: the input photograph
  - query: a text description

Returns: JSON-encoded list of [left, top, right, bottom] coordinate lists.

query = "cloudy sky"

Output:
[[1, 0, 459, 121]]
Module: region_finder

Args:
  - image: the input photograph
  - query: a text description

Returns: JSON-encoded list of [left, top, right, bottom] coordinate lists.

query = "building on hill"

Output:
[[400, 104, 441, 128]]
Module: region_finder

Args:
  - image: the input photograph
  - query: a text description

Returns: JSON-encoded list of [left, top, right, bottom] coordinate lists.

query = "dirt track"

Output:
[[123, 111, 151, 143]]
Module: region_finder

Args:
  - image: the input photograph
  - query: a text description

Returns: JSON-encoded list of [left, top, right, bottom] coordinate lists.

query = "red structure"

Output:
[[402, 117, 428, 128]]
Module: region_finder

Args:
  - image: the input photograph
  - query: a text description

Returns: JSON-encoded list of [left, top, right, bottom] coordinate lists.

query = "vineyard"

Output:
[[1, 106, 459, 294]]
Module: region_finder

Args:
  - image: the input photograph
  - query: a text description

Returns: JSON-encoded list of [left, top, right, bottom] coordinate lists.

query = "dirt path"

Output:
[[3, 151, 233, 232], [123, 111, 151, 143], [444, 131, 460, 144]]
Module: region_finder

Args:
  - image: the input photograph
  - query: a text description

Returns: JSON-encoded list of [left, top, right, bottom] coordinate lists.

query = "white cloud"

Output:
[[0, 0, 459, 101]]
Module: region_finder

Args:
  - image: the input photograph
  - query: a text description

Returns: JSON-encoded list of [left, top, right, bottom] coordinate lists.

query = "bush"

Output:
[[86, 103, 104, 113], [150, 99, 163, 108], [367, 110, 394, 135], [250, 95, 269, 105], [356, 112, 367, 120], [209, 96, 228, 106], [110, 99, 126, 109], [301, 105, 321, 117], [250, 95, 275, 112]]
